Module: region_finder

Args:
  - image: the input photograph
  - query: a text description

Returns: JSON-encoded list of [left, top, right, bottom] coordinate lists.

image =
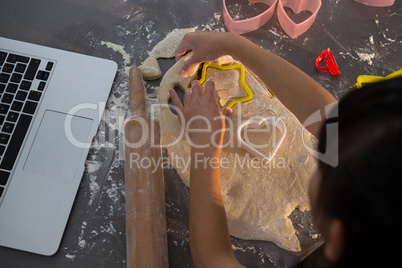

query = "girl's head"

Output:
[[309, 77, 402, 267]]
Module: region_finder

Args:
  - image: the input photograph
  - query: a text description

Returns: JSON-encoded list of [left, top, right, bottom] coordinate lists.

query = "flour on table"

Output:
[[101, 41, 131, 65], [356, 51, 376, 65], [369, 35, 374, 45], [87, 170, 102, 206], [269, 28, 289, 39], [200, 12, 225, 32], [65, 253, 76, 260], [78, 221, 87, 249]]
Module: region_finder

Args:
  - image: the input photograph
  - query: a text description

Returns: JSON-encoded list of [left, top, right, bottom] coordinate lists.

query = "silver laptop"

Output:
[[0, 37, 117, 255]]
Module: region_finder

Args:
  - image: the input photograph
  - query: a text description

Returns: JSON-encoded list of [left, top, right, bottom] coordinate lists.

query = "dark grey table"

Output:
[[0, 0, 400, 267]]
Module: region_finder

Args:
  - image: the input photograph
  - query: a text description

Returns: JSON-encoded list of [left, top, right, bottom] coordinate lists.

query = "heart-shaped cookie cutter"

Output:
[[237, 116, 286, 165], [354, 0, 394, 7], [277, 0, 322, 39], [199, 62, 253, 108], [223, 0, 278, 34]]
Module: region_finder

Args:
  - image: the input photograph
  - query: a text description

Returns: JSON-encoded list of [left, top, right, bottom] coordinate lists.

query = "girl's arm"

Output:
[[176, 31, 336, 137], [170, 81, 244, 268]]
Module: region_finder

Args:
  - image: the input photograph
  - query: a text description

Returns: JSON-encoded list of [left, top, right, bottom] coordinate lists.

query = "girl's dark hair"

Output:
[[317, 77, 402, 267]]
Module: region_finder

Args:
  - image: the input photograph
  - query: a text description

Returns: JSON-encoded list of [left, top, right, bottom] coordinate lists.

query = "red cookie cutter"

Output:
[[223, 0, 277, 34], [315, 48, 340, 77], [354, 0, 394, 7], [277, 0, 322, 39]]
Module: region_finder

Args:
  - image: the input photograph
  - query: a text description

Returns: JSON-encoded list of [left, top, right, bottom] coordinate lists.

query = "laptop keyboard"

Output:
[[0, 51, 54, 199]]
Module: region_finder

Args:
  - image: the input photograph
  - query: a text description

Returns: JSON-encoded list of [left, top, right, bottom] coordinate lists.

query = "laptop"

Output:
[[0, 37, 117, 255]]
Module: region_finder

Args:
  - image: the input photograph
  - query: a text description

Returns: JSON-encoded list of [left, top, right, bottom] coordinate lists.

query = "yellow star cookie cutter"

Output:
[[199, 63, 253, 108]]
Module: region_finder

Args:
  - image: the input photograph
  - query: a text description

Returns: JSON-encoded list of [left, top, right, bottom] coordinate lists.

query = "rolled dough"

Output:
[[158, 56, 318, 252]]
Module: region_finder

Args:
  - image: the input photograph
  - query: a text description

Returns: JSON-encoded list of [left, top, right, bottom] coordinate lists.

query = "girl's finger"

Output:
[[169, 88, 184, 112], [184, 86, 192, 106], [175, 39, 192, 62], [179, 58, 201, 77], [221, 107, 233, 117], [204, 81, 214, 102], [191, 80, 202, 99], [205, 81, 220, 110]]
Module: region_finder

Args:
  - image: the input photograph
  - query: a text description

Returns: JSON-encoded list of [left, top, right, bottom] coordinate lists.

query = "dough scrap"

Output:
[[140, 28, 195, 80], [139, 56, 162, 80], [158, 56, 318, 252]]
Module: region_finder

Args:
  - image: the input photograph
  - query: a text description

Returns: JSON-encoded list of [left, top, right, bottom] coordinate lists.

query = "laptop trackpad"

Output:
[[24, 110, 93, 180]]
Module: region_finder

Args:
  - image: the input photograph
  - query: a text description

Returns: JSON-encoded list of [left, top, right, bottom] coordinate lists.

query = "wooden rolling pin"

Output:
[[125, 67, 169, 268]]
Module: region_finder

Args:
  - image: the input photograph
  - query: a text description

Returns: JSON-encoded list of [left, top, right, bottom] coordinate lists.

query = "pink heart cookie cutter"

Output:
[[223, 0, 278, 34], [354, 0, 394, 7], [236, 116, 286, 165], [277, 0, 322, 39]]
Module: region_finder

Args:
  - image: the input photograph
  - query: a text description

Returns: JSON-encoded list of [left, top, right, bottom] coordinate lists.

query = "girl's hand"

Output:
[[169, 80, 232, 149], [175, 31, 234, 76]]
